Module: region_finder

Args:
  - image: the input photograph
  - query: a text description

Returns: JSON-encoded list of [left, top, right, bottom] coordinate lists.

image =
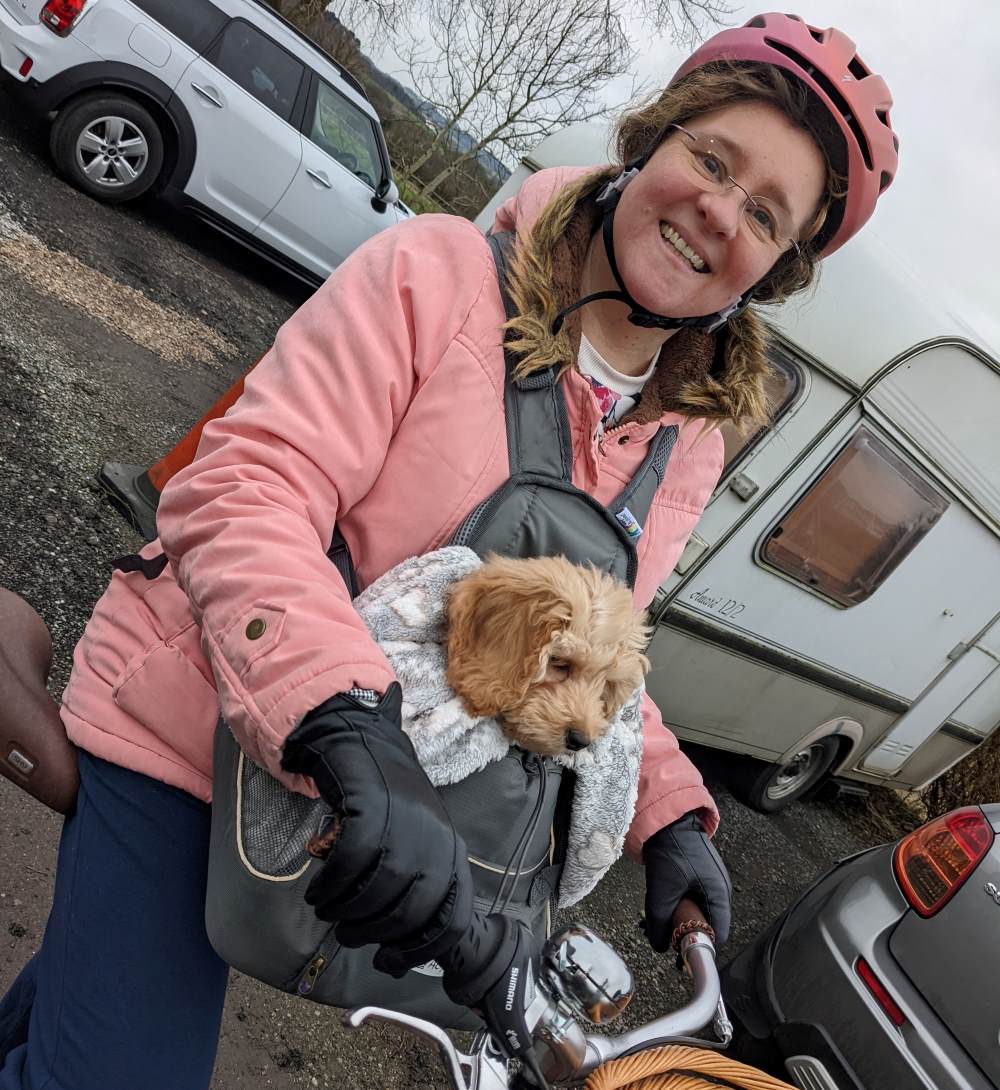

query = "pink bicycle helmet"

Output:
[[671, 12, 898, 256]]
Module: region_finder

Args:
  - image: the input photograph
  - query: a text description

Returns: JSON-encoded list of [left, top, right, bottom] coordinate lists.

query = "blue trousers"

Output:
[[0, 752, 229, 1089]]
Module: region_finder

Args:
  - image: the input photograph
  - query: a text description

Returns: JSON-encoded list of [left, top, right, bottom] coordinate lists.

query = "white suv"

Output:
[[0, 0, 410, 283]]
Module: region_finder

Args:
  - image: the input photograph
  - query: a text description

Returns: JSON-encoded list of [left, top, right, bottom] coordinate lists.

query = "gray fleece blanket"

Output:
[[353, 547, 644, 907]]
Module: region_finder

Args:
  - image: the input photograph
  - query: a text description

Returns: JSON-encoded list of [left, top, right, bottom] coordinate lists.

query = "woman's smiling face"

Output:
[[611, 99, 827, 319]]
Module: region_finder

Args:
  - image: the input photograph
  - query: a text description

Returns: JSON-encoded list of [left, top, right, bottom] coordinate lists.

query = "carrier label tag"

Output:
[[615, 507, 642, 541]]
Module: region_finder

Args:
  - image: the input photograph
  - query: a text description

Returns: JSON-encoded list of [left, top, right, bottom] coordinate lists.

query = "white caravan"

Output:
[[477, 126, 1000, 810]]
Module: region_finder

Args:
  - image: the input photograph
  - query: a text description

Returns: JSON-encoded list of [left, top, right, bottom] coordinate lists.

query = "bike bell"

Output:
[[540, 925, 634, 1025]]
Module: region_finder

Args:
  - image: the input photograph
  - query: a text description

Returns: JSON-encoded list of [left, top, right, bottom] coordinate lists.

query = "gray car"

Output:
[[722, 804, 1000, 1090]]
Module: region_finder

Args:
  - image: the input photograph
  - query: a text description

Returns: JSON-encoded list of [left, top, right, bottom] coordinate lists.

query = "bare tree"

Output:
[[268, 0, 408, 49], [630, 0, 734, 47], [398, 0, 635, 202]]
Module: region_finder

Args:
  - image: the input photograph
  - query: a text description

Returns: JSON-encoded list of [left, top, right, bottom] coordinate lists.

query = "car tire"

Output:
[[50, 93, 164, 205], [735, 736, 840, 813]]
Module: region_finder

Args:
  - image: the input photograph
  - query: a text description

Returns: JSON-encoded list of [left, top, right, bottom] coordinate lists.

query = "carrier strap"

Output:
[[327, 526, 359, 599], [487, 232, 573, 481], [487, 231, 676, 537], [108, 528, 360, 595], [607, 424, 678, 539]]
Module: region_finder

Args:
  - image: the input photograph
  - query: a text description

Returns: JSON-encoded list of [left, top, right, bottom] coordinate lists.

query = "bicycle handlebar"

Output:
[[577, 931, 721, 1076], [345, 897, 727, 1090]]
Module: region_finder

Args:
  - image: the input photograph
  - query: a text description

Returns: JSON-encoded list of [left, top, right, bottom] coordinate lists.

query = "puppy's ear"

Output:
[[602, 654, 647, 718], [446, 557, 572, 717], [602, 606, 652, 718]]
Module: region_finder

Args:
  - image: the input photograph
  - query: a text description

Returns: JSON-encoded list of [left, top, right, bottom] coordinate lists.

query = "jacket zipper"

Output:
[[600, 420, 635, 456]]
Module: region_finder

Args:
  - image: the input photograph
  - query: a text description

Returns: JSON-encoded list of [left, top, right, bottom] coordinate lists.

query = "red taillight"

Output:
[[855, 957, 906, 1028], [893, 806, 994, 917], [18, 56, 33, 77], [40, 0, 86, 35]]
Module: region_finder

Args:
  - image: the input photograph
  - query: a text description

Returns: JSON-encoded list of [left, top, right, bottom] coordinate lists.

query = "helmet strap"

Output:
[[551, 165, 754, 336]]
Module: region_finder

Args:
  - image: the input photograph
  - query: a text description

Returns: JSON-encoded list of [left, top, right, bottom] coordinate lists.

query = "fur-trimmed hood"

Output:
[[491, 166, 772, 429]]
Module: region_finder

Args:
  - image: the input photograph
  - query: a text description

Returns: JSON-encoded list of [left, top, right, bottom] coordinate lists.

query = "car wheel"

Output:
[[50, 94, 164, 204], [736, 736, 840, 813]]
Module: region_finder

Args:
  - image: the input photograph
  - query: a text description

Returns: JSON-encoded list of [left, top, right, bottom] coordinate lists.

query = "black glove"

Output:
[[281, 683, 473, 976], [642, 810, 732, 950], [441, 912, 549, 1086]]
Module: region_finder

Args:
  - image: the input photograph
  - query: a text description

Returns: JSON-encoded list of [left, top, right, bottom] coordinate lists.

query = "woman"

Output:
[[0, 14, 897, 1089]]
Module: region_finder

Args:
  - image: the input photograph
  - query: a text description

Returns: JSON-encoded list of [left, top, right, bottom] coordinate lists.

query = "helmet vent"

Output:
[[807, 26, 823, 42], [765, 38, 874, 171], [879, 170, 892, 193], [747, 15, 766, 28], [848, 57, 870, 81]]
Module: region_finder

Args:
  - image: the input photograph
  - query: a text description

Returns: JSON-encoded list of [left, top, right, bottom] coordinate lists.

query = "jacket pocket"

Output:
[[113, 640, 220, 776]]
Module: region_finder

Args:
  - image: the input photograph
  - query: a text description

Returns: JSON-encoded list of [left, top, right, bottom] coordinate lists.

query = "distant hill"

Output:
[[324, 13, 510, 184], [364, 65, 422, 112]]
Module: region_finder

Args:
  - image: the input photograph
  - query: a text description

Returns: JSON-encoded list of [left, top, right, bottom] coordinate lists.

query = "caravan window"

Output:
[[719, 348, 801, 472], [761, 427, 949, 607]]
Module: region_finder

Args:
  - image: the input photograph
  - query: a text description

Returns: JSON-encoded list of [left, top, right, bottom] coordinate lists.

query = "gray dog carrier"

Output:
[[206, 232, 677, 1027]]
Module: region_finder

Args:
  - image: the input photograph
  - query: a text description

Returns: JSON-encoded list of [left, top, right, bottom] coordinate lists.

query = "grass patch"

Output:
[[396, 178, 446, 216], [922, 728, 1000, 818]]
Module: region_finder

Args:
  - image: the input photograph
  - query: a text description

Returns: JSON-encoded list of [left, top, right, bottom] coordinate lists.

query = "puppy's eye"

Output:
[[546, 658, 572, 681]]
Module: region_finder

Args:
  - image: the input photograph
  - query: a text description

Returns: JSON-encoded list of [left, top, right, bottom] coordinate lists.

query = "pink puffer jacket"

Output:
[[60, 167, 724, 855]]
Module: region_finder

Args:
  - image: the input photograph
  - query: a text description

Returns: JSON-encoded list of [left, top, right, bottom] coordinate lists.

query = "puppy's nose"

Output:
[[565, 729, 590, 752]]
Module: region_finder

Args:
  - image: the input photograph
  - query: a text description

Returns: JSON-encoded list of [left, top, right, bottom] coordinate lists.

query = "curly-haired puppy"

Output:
[[445, 555, 650, 757]]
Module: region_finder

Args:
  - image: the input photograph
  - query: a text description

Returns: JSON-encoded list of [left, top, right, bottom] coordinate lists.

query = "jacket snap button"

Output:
[[617, 435, 630, 445], [245, 618, 266, 640]]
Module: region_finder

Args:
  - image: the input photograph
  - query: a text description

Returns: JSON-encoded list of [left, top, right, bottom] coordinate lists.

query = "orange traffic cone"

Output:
[[98, 358, 262, 541]]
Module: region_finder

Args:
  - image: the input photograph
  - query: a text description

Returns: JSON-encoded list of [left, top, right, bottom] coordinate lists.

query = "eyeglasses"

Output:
[[669, 124, 801, 257]]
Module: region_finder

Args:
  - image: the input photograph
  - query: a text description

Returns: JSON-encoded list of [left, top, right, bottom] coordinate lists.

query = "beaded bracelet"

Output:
[[671, 918, 716, 952]]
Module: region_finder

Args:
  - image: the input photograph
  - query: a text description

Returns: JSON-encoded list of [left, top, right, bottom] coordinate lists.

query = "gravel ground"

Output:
[[0, 86, 912, 1090]]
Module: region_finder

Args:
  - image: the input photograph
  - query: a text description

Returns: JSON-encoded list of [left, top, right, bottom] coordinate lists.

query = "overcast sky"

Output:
[[374, 0, 1000, 353]]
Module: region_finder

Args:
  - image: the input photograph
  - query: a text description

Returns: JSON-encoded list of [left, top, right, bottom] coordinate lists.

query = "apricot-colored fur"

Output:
[[445, 555, 650, 756]]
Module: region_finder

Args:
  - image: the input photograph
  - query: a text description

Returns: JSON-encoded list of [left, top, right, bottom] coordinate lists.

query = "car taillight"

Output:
[[40, 0, 87, 35], [893, 806, 994, 917]]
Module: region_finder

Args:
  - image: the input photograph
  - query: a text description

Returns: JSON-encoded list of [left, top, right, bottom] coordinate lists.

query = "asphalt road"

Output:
[[0, 85, 913, 1090]]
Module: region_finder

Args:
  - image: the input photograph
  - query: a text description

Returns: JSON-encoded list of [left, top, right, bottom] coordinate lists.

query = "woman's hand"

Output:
[[281, 683, 474, 976], [442, 913, 546, 1076], [642, 810, 732, 949]]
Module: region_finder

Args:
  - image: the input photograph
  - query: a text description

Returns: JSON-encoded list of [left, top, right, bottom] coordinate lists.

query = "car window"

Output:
[[128, 0, 227, 52], [206, 20, 304, 124], [761, 426, 949, 607], [307, 81, 383, 190]]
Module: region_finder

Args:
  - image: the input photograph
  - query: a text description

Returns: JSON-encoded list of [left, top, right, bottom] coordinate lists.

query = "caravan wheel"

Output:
[[737, 737, 840, 813]]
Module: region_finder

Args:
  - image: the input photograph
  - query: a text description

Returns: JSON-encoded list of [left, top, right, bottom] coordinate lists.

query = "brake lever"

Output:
[[712, 996, 734, 1047], [343, 1007, 511, 1090]]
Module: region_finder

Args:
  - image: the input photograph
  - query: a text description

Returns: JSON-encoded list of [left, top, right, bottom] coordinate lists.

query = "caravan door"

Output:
[[857, 342, 1000, 779], [861, 612, 1000, 776]]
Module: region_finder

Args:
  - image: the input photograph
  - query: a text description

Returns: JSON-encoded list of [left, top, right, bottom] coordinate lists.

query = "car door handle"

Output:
[[306, 169, 333, 189], [190, 82, 223, 108]]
